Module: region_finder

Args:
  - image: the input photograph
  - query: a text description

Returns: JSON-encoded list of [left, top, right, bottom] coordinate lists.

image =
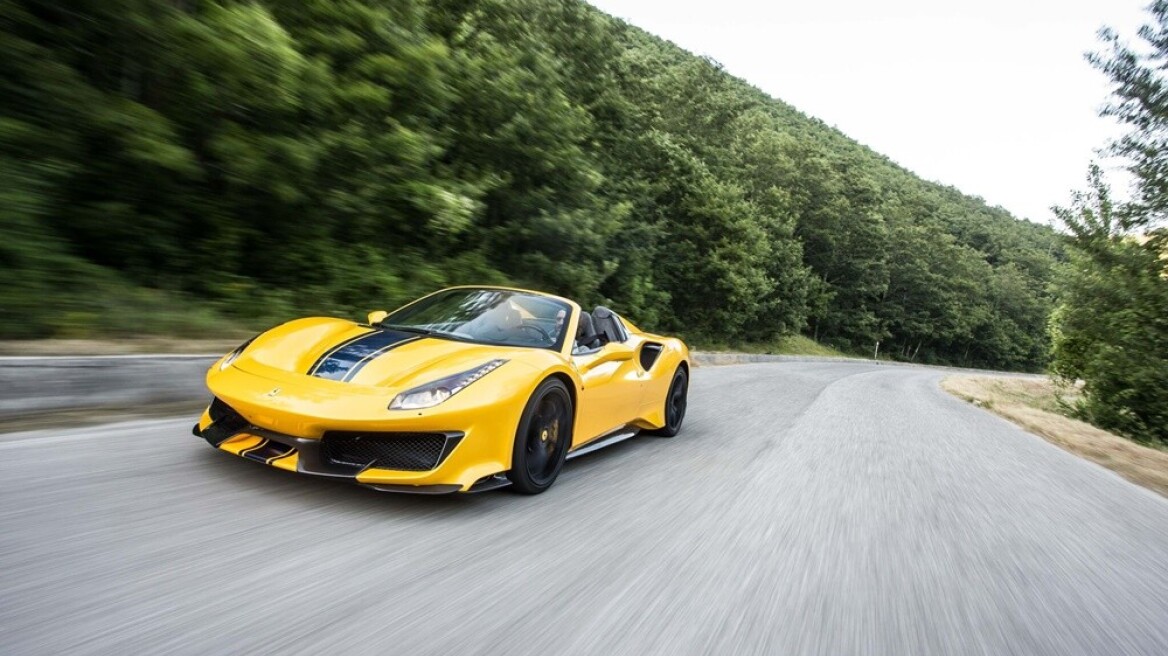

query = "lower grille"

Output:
[[321, 432, 459, 471]]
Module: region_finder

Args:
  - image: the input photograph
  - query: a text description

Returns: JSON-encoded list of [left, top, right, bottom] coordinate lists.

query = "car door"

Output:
[[570, 340, 643, 447]]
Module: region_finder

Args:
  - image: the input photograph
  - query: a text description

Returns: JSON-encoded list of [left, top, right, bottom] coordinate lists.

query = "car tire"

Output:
[[507, 378, 573, 494], [648, 366, 688, 437]]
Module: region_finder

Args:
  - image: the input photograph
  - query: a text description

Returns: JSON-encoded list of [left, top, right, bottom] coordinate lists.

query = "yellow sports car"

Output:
[[194, 286, 690, 494]]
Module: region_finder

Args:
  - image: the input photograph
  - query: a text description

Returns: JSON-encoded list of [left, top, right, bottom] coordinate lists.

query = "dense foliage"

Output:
[[1050, 3, 1168, 444], [0, 0, 1059, 370]]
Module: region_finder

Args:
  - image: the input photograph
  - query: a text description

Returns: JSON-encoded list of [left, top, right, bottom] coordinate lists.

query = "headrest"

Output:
[[576, 311, 595, 338]]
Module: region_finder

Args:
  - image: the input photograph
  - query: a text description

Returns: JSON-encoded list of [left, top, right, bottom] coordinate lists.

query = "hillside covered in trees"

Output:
[[0, 0, 1061, 370]]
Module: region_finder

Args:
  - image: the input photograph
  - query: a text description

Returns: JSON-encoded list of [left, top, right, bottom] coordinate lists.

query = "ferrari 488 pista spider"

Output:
[[194, 286, 689, 494]]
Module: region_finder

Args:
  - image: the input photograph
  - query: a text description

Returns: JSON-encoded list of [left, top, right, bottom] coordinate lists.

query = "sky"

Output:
[[586, 0, 1148, 225]]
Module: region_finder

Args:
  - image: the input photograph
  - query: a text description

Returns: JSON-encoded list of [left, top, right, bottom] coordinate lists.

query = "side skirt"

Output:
[[567, 427, 640, 460], [467, 426, 642, 493]]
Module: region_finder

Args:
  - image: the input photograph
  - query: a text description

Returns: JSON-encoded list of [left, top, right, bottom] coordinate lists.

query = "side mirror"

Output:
[[579, 342, 635, 371], [367, 310, 388, 326]]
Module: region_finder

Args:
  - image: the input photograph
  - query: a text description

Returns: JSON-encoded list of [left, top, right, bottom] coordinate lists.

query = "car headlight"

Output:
[[389, 359, 508, 410], [218, 337, 256, 371]]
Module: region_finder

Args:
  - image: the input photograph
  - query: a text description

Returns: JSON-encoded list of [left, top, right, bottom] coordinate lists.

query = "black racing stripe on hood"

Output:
[[307, 330, 375, 376], [309, 329, 422, 382]]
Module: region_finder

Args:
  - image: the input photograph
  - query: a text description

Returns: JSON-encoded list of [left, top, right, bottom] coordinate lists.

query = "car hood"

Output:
[[233, 318, 536, 390]]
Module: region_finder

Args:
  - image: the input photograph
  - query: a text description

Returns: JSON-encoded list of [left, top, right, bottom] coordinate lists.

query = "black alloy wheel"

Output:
[[508, 378, 573, 494], [650, 366, 688, 437]]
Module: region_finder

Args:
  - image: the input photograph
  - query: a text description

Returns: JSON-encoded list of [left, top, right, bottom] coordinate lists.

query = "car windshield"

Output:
[[380, 288, 572, 350]]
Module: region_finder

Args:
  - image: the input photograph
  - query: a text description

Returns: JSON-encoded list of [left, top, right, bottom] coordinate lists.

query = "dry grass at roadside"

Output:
[[943, 376, 1168, 498]]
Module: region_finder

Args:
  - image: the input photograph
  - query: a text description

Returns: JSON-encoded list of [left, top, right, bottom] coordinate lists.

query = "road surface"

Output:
[[2, 361, 1167, 655]]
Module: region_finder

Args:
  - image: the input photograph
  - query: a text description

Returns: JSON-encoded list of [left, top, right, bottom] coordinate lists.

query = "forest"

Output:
[[1, 0, 1064, 372]]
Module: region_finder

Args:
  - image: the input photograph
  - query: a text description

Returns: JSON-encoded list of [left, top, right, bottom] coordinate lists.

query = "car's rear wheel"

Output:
[[507, 378, 573, 494], [649, 366, 688, 437]]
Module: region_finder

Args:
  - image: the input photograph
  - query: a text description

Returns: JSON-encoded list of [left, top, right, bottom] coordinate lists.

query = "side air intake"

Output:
[[639, 343, 664, 370]]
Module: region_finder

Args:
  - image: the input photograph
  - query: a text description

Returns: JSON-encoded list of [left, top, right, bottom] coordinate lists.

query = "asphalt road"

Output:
[[2, 361, 1168, 655]]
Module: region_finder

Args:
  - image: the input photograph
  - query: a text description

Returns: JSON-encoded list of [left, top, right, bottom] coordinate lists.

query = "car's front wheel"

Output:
[[507, 378, 573, 494], [649, 366, 688, 437]]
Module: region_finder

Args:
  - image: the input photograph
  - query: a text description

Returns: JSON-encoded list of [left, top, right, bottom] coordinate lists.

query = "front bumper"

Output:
[[193, 400, 510, 493]]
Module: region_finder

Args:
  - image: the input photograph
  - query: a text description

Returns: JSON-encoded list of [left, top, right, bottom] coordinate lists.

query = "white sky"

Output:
[[586, 0, 1148, 224]]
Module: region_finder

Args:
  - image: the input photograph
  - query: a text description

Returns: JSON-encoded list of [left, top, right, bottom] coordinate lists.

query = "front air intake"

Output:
[[320, 432, 462, 471], [201, 397, 249, 446]]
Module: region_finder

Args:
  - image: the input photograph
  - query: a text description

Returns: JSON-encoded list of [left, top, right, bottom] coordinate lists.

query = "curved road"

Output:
[[2, 361, 1167, 655]]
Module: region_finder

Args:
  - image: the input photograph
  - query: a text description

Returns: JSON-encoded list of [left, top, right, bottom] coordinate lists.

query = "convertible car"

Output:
[[194, 286, 690, 494]]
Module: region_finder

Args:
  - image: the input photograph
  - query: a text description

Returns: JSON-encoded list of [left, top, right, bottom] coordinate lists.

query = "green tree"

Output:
[[1051, 166, 1168, 443], [0, 0, 1063, 369], [1044, 1, 1168, 442], [1091, 0, 1168, 229]]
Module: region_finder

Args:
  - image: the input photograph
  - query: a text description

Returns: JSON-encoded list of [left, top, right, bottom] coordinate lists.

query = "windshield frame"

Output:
[[379, 287, 576, 353]]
